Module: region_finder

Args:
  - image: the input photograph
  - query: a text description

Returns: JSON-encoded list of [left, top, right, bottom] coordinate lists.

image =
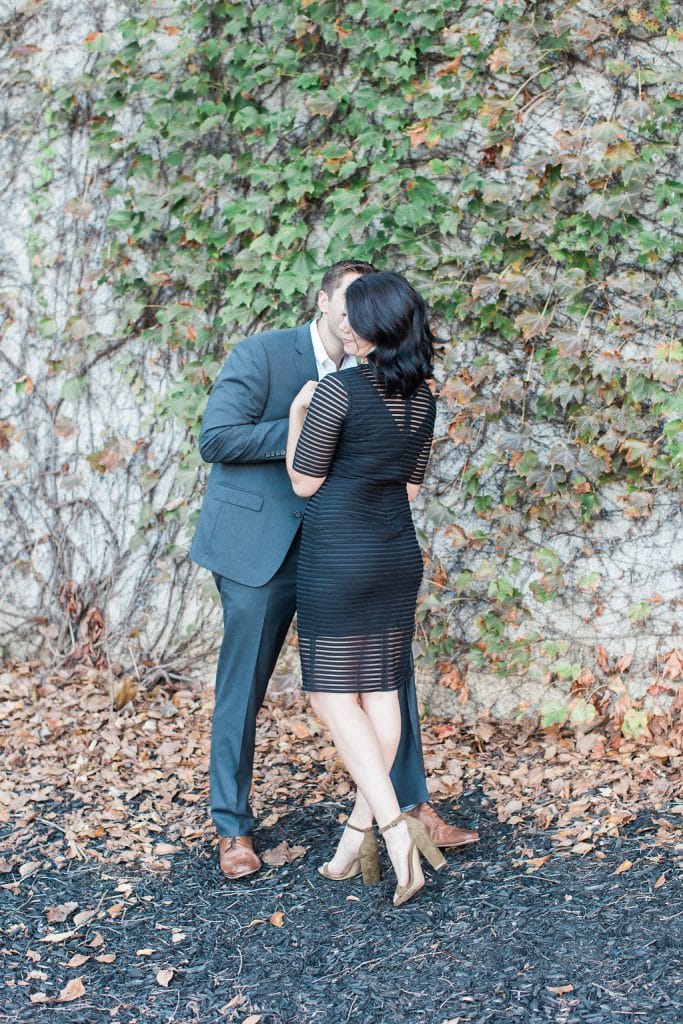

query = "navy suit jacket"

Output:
[[190, 323, 318, 586]]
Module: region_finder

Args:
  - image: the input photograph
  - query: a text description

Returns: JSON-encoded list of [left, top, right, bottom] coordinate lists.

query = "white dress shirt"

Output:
[[310, 319, 356, 380]]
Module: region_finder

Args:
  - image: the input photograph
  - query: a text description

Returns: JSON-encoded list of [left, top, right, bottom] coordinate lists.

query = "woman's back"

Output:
[[292, 363, 435, 488]]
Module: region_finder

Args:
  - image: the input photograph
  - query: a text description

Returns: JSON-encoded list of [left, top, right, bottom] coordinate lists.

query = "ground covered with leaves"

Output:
[[1, 668, 681, 1022]]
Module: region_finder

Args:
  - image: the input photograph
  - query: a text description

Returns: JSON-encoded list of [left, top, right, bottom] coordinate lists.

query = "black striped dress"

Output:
[[292, 363, 436, 693]]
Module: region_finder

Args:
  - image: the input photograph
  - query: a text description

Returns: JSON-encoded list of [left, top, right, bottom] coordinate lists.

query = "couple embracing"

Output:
[[191, 261, 478, 907]]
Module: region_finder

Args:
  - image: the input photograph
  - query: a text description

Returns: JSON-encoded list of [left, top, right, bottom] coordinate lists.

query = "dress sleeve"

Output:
[[408, 391, 436, 484], [292, 374, 349, 478]]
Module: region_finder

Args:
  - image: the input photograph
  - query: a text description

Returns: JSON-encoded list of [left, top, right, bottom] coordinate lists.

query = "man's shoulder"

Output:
[[234, 323, 308, 356]]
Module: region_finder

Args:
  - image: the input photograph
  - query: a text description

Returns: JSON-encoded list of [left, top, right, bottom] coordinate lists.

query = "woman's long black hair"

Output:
[[344, 271, 434, 398]]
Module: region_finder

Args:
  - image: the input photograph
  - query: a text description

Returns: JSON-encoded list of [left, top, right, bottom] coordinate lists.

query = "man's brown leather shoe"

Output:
[[407, 803, 479, 849], [218, 836, 261, 879]]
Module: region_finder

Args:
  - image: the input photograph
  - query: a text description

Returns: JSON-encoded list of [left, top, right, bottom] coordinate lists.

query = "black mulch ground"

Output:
[[2, 792, 681, 1024]]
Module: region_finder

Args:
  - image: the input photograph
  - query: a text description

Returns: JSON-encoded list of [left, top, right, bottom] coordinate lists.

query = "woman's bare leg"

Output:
[[309, 689, 418, 887]]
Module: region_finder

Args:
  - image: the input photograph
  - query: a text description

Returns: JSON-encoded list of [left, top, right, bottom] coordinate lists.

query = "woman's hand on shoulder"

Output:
[[290, 380, 318, 417]]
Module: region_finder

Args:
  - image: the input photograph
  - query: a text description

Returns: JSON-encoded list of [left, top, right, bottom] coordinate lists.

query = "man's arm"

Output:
[[198, 338, 289, 464]]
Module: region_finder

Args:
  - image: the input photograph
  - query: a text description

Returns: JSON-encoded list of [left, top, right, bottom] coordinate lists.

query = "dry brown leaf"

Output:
[[615, 859, 633, 874], [525, 854, 551, 872], [547, 984, 574, 995], [88, 931, 105, 948], [137, 948, 156, 956], [156, 968, 175, 987], [225, 994, 246, 1009], [269, 911, 285, 927], [261, 841, 307, 866], [58, 977, 85, 1002], [153, 843, 181, 855], [19, 860, 41, 878], [29, 993, 50, 1004], [243, 1016, 262, 1024], [113, 676, 137, 710], [95, 953, 116, 963], [654, 873, 666, 889], [46, 901, 78, 924], [72, 909, 97, 928], [648, 745, 679, 760], [107, 902, 124, 919], [66, 953, 90, 968], [41, 929, 78, 944]]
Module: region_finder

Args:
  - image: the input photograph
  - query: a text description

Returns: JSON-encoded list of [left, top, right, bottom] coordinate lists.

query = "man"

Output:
[[191, 260, 479, 878]]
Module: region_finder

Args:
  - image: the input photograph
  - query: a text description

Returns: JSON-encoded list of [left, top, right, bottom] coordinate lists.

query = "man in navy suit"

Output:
[[191, 260, 479, 878]]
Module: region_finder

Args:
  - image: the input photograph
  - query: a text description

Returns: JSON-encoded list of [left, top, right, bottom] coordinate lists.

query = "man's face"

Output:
[[317, 272, 361, 346]]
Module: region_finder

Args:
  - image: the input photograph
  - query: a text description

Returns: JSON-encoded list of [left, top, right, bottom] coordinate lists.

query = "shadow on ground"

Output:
[[2, 792, 681, 1024]]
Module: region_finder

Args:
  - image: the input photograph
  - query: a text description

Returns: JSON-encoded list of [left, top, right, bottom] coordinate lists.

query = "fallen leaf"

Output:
[[19, 860, 41, 878], [547, 984, 574, 995], [113, 676, 137, 710], [72, 909, 97, 928], [269, 911, 284, 927], [137, 948, 156, 956], [46, 901, 78, 924], [648, 745, 679, 760], [261, 841, 307, 866], [156, 968, 175, 987], [95, 953, 116, 963], [654, 873, 666, 889], [58, 977, 85, 1002], [66, 953, 90, 968], [525, 854, 551, 872], [88, 931, 105, 948], [226, 994, 246, 1008], [615, 859, 633, 874], [107, 902, 124, 919], [29, 993, 50, 1004], [41, 929, 78, 944], [243, 1016, 262, 1024]]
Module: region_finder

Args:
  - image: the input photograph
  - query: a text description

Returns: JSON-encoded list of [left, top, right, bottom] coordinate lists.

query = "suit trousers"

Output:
[[210, 533, 430, 838]]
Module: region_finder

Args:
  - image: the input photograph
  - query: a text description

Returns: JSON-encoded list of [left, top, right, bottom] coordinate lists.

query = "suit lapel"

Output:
[[293, 322, 318, 384]]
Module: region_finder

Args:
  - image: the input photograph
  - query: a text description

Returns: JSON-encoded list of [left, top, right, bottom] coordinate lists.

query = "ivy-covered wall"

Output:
[[2, 0, 681, 728]]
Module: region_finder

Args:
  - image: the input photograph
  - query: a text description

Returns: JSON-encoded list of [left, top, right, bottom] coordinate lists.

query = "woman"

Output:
[[286, 271, 444, 907]]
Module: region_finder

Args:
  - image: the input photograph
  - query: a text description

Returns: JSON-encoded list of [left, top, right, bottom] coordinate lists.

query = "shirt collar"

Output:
[[310, 318, 355, 373]]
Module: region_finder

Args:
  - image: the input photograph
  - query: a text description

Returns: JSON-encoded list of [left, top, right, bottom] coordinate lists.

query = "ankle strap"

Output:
[[379, 813, 405, 834], [346, 820, 373, 834]]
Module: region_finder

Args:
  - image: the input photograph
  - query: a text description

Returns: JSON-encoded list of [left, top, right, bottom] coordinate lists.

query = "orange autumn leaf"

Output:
[[436, 56, 462, 77]]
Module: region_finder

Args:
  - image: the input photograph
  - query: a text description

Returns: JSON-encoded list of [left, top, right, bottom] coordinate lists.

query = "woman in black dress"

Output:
[[286, 271, 444, 907]]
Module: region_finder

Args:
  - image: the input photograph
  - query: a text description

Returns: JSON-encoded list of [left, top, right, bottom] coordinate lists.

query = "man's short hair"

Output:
[[320, 260, 376, 297]]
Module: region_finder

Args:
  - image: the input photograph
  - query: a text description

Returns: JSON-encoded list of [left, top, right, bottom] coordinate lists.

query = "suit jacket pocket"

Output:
[[213, 482, 264, 511]]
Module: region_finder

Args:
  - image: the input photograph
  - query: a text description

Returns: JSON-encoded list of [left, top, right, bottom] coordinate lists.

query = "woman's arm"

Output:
[[286, 381, 325, 498], [407, 483, 421, 502], [287, 374, 349, 498]]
